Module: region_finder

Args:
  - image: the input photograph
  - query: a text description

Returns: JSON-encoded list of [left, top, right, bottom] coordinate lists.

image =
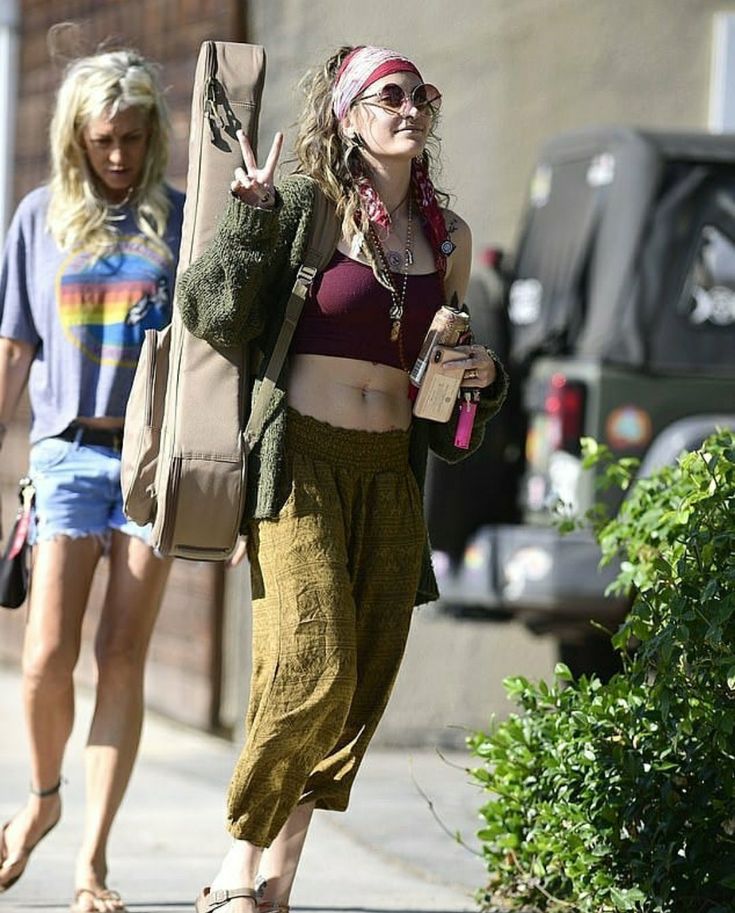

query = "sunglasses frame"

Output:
[[353, 82, 442, 116]]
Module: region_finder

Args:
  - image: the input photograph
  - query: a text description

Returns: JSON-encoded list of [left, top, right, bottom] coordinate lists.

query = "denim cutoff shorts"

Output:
[[28, 434, 150, 547]]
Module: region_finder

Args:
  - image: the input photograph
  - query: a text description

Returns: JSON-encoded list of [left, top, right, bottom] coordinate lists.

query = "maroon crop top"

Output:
[[289, 250, 445, 370]]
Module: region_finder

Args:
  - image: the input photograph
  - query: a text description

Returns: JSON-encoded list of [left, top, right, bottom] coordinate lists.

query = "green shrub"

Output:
[[468, 430, 735, 913]]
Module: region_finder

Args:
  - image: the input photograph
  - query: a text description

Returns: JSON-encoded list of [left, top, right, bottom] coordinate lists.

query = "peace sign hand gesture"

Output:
[[230, 130, 283, 210]]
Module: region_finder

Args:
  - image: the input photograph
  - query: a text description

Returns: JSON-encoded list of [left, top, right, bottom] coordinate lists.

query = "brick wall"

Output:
[[14, 0, 248, 202], [0, 0, 247, 731]]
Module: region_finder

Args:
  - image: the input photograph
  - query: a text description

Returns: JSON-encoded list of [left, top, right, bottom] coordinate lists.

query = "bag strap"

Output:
[[7, 478, 35, 561], [243, 185, 340, 450]]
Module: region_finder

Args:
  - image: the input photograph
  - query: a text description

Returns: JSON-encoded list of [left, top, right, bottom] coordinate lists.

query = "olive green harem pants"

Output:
[[227, 409, 426, 847]]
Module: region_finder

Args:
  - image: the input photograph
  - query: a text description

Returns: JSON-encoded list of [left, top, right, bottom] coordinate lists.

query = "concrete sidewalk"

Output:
[[0, 665, 490, 913]]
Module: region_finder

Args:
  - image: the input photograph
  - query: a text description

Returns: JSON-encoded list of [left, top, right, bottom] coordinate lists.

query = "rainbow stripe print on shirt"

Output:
[[57, 234, 172, 368]]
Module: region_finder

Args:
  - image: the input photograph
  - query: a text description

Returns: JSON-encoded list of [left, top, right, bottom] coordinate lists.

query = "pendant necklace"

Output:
[[385, 193, 413, 270], [369, 194, 414, 348]]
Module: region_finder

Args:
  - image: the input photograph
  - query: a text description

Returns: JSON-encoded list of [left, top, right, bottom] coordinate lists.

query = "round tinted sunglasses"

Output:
[[353, 82, 442, 116]]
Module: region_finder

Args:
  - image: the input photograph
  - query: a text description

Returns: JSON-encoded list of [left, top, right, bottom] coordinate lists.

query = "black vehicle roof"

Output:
[[509, 125, 735, 373]]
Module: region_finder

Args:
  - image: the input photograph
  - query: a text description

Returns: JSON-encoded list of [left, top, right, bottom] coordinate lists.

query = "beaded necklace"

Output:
[[368, 195, 413, 369]]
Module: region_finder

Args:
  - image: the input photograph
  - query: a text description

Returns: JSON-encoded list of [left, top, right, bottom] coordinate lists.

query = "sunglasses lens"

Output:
[[378, 84, 406, 110], [416, 84, 442, 112]]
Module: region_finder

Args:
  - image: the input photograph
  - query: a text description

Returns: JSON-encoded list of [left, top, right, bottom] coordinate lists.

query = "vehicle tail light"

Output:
[[544, 373, 586, 454]]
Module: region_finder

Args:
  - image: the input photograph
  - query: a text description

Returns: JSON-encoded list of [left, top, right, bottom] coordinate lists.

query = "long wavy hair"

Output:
[[292, 46, 447, 253], [47, 49, 172, 260]]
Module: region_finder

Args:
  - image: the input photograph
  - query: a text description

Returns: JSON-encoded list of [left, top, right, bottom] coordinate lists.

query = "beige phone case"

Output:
[[412, 345, 465, 422]]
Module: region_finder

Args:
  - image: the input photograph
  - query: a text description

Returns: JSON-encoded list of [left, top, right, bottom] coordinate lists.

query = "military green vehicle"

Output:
[[427, 126, 735, 671]]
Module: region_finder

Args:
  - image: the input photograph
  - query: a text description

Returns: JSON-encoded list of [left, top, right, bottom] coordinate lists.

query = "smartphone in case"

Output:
[[412, 345, 465, 422]]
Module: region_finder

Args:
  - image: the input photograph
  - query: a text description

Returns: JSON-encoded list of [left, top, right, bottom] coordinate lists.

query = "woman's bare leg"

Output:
[[0, 536, 101, 890], [257, 801, 315, 909], [73, 531, 170, 910]]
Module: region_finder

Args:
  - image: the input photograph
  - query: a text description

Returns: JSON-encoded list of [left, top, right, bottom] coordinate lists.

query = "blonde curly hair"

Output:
[[292, 46, 447, 254], [47, 49, 173, 260]]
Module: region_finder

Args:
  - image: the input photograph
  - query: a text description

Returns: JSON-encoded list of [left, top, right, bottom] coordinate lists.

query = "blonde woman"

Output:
[[178, 45, 508, 913], [0, 49, 184, 912]]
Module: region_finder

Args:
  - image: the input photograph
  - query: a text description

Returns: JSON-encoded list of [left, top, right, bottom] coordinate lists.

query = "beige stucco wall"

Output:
[[249, 0, 735, 251]]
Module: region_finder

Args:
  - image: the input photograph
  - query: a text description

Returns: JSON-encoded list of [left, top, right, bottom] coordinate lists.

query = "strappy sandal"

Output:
[[0, 779, 62, 893], [195, 887, 258, 913], [69, 887, 127, 912]]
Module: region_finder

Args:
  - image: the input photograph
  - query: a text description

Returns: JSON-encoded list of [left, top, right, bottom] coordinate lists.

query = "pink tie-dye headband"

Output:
[[332, 45, 421, 121]]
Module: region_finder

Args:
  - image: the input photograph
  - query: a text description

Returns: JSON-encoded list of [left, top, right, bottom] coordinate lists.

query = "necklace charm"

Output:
[[390, 319, 401, 342], [386, 248, 402, 271], [405, 248, 414, 267]]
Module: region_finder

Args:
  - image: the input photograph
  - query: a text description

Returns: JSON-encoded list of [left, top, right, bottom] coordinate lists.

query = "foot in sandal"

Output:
[[0, 780, 62, 892], [194, 886, 257, 913], [70, 886, 127, 913], [72, 860, 127, 913]]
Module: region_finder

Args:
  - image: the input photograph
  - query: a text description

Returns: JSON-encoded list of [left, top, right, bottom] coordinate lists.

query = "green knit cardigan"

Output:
[[176, 174, 509, 606]]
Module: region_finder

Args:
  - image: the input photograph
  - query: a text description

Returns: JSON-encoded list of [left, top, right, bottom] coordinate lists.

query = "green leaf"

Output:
[[554, 662, 574, 682]]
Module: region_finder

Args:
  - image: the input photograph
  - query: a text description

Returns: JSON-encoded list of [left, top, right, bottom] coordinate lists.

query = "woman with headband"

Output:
[[177, 45, 508, 913]]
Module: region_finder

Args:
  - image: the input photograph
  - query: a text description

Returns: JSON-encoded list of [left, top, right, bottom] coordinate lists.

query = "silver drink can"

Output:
[[409, 305, 471, 388]]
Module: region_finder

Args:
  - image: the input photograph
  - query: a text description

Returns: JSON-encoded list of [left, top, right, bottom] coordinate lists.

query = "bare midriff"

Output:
[[287, 354, 412, 432]]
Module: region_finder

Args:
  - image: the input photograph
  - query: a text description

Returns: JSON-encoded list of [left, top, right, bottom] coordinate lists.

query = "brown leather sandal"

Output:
[[195, 887, 258, 913], [0, 780, 62, 893]]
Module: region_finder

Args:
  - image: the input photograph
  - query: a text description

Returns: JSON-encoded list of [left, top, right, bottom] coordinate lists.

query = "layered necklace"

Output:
[[368, 194, 414, 353]]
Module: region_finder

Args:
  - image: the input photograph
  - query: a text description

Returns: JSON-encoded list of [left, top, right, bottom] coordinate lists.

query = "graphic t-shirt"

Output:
[[0, 185, 185, 443]]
